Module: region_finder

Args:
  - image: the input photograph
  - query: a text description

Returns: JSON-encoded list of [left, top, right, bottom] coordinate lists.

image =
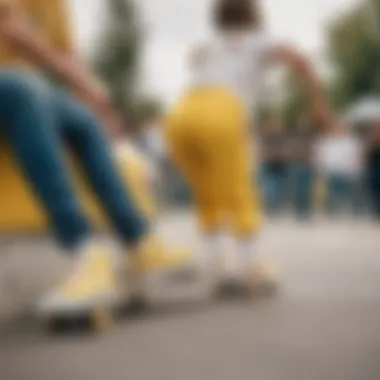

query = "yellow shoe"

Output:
[[37, 243, 118, 316], [246, 259, 281, 296], [126, 235, 201, 302], [130, 235, 195, 274]]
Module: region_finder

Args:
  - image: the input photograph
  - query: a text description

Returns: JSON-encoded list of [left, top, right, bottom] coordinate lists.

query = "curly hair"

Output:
[[212, 0, 262, 30]]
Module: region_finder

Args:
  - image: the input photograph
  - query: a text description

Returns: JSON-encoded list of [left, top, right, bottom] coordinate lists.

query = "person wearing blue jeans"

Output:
[[287, 117, 316, 220], [325, 173, 367, 216], [0, 2, 162, 317], [260, 118, 288, 217], [0, 71, 146, 249], [0, 1, 197, 321], [288, 163, 314, 219], [326, 174, 352, 215], [0, 69, 153, 315], [261, 163, 288, 216]]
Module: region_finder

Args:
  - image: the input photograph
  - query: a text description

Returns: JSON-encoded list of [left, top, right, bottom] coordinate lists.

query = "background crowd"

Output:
[[133, 111, 380, 222], [258, 116, 374, 220], [86, 0, 380, 223]]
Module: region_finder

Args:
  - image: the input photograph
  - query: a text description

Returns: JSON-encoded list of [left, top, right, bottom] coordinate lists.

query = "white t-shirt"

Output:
[[313, 135, 363, 178], [191, 32, 280, 110]]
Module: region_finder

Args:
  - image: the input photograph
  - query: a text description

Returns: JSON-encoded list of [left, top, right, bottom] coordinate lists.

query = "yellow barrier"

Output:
[[0, 143, 157, 234]]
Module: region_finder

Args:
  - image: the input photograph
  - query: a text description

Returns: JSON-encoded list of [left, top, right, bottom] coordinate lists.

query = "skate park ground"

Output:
[[0, 212, 379, 380]]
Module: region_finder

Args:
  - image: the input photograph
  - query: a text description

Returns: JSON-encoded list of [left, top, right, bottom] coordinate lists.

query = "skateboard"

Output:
[[38, 257, 281, 334]]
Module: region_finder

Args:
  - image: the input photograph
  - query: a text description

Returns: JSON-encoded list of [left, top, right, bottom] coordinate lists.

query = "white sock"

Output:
[[235, 235, 260, 270], [200, 231, 226, 269]]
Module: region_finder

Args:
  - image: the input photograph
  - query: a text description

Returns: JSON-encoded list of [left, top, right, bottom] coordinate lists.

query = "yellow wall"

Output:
[[0, 144, 157, 234]]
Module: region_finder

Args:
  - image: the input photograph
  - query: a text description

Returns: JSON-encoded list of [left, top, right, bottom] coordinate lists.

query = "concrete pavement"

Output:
[[0, 214, 379, 380]]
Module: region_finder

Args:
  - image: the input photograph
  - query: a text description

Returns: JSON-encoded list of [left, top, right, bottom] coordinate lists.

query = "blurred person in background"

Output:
[[287, 115, 316, 220], [365, 121, 380, 219], [0, 0, 190, 317], [138, 113, 174, 205], [314, 126, 364, 217], [260, 116, 289, 217], [139, 113, 166, 162], [165, 0, 334, 291], [137, 112, 191, 208]]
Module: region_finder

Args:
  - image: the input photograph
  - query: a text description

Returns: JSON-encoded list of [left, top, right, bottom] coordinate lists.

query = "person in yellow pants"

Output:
[[166, 0, 334, 292]]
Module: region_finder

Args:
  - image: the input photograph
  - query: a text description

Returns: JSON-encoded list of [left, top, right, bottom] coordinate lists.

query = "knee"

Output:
[[0, 72, 49, 109], [68, 105, 104, 143]]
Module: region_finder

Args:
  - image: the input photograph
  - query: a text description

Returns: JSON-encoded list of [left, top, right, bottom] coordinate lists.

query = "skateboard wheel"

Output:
[[215, 279, 249, 299], [44, 307, 112, 335]]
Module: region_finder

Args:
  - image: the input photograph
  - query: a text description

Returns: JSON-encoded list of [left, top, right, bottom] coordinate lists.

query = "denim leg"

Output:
[[327, 175, 351, 215], [275, 168, 288, 214], [326, 176, 339, 215], [339, 177, 351, 214], [367, 175, 380, 218], [294, 164, 314, 219], [350, 177, 368, 216], [261, 166, 278, 215], [53, 91, 147, 246], [0, 70, 91, 249]]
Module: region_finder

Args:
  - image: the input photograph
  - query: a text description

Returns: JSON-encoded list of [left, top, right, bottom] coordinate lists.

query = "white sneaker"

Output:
[[37, 242, 118, 316]]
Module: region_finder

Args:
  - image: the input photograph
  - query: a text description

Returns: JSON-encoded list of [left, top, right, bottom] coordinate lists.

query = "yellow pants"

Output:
[[166, 88, 262, 236]]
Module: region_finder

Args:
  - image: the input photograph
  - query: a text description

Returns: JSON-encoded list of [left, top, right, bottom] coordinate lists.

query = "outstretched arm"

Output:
[[271, 45, 336, 131]]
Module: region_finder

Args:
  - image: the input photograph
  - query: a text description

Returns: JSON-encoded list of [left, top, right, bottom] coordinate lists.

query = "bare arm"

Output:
[[271, 45, 335, 130], [0, 4, 122, 136]]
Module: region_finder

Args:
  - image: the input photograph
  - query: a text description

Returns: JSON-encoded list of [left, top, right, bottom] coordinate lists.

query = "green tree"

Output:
[[92, 0, 142, 123], [281, 0, 380, 125], [327, 0, 380, 109], [133, 96, 163, 123]]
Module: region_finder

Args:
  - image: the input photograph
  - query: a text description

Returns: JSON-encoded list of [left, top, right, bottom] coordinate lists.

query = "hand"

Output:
[[76, 82, 126, 137], [103, 111, 126, 140], [74, 81, 127, 139], [310, 101, 334, 129], [76, 80, 114, 117]]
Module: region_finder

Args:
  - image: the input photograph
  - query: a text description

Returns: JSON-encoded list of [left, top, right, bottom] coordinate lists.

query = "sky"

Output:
[[69, 0, 362, 105]]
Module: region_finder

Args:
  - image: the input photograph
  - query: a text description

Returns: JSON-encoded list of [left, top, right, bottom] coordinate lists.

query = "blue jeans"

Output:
[[261, 163, 288, 216], [0, 70, 147, 250], [288, 163, 314, 219], [366, 173, 380, 218], [326, 174, 365, 216]]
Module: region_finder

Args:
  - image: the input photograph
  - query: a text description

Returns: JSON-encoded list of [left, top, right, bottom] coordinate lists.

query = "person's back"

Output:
[[314, 131, 363, 179], [191, 30, 278, 111]]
